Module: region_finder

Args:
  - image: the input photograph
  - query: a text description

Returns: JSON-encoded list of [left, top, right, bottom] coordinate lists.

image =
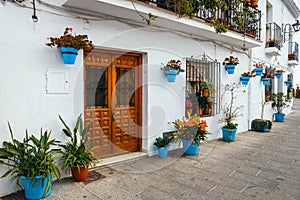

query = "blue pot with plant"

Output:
[[275, 70, 284, 78], [182, 140, 200, 155], [162, 60, 184, 82], [0, 123, 61, 200], [222, 123, 238, 142], [254, 62, 264, 76], [284, 80, 291, 87], [261, 77, 270, 85], [46, 27, 94, 65], [171, 113, 209, 155], [271, 92, 291, 122], [153, 136, 171, 158], [223, 56, 239, 75]]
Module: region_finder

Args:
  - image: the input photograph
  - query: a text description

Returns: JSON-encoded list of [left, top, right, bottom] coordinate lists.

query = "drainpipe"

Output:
[[248, 49, 253, 130]]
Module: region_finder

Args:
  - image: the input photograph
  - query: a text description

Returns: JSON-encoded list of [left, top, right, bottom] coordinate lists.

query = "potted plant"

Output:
[[251, 0, 258, 8], [162, 59, 184, 82], [288, 53, 296, 60], [0, 123, 61, 200], [266, 39, 281, 49], [271, 92, 291, 122], [219, 83, 244, 142], [240, 70, 256, 85], [171, 113, 209, 155], [223, 56, 239, 74], [153, 136, 172, 158], [254, 62, 264, 76], [251, 97, 272, 132], [285, 80, 291, 87], [261, 71, 273, 85], [46, 27, 94, 64], [275, 69, 285, 78], [58, 114, 97, 182]]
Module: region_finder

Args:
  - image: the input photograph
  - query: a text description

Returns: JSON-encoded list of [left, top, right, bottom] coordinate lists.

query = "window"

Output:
[[185, 56, 221, 117]]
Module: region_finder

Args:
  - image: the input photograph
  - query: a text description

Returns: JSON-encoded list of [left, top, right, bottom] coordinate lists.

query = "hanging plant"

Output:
[[223, 56, 239, 75], [46, 27, 94, 64]]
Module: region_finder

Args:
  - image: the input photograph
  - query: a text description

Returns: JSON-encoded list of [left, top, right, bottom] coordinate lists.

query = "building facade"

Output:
[[0, 0, 299, 196]]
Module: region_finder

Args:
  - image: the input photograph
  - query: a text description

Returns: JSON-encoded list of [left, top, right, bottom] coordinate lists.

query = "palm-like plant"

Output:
[[0, 123, 60, 196], [58, 114, 96, 172]]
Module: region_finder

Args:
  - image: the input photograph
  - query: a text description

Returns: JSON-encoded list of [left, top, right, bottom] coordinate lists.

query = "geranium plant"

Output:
[[241, 69, 256, 77], [223, 56, 239, 65], [46, 27, 94, 50], [171, 113, 209, 145], [162, 60, 185, 73], [254, 62, 264, 68]]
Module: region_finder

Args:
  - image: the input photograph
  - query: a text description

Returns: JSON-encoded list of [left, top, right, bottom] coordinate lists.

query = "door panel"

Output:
[[84, 50, 142, 158]]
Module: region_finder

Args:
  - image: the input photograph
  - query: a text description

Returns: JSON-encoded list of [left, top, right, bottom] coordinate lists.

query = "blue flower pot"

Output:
[[225, 64, 236, 74], [274, 113, 285, 122], [182, 140, 200, 155], [222, 128, 237, 142], [21, 175, 52, 200], [284, 81, 291, 87], [275, 72, 282, 78], [240, 76, 250, 85], [157, 146, 169, 158], [261, 77, 270, 85], [255, 68, 263, 76], [164, 69, 178, 82], [60, 47, 79, 64]]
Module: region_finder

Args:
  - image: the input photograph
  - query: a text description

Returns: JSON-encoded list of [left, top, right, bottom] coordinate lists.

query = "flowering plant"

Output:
[[162, 60, 185, 73], [46, 27, 94, 50], [241, 69, 256, 77], [223, 56, 239, 65], [261, 71, 274, 79], [171, 113, 209, 145], [254, 62, 264, 68]]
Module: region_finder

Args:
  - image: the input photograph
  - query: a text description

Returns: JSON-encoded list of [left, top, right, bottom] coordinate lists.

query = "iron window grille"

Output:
[[185, 56, 221, 117]]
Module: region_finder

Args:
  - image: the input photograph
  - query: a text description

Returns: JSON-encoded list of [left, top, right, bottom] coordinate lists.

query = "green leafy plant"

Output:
[[271, 92, 291, 114], [0, 123, 60, 192], [212, 18, 228, 33], [46, 27, 94, 50], [153, 136, 171, 148], [58, 114, 97, 172], [251, 119, 272, 132]]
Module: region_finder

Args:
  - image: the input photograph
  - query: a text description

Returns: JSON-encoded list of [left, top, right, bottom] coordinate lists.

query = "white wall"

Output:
[[0, 1, 262, 196]]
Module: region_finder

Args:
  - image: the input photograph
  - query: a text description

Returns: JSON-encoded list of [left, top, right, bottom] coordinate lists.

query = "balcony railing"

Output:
[[288, 42, 299, 62], [138, 0, 261, 40], [266, 22, 282, 50]]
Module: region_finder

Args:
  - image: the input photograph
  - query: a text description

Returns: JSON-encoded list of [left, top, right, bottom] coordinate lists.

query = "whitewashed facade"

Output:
[[0, 0, 299, 196]]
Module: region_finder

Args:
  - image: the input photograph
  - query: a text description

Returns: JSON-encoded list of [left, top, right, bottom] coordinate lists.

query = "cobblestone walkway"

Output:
[[3, 99, 300, 200]]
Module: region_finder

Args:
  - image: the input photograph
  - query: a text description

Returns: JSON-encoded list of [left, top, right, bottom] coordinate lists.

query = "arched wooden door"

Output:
[[84, 49, 142, 158]]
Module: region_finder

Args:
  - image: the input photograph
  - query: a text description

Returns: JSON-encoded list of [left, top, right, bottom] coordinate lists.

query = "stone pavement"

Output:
[[2, 99, 300, 200]]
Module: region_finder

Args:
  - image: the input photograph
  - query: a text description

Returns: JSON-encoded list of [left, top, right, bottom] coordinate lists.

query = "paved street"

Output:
[[3, 99, 300, 200]]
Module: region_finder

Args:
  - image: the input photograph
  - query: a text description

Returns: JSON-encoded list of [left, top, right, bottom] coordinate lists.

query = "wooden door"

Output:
[[84, 49, 142, 158]]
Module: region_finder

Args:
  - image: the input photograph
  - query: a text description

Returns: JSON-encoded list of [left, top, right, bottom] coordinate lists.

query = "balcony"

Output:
[[62, 0, 262, 49], [288, 42, 299, 65], [265, 22, 282, 56], [139, 0, 261, 40]]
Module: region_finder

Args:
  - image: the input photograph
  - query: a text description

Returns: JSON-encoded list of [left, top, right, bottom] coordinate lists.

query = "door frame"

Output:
[[84, 48, 143, 157]]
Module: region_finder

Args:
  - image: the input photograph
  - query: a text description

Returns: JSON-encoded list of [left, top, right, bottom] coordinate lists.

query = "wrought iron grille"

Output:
[[288, 42, 299, 62], [266, 22, 282, 50], [185, 56, 221, 116], [137, 0, 261, 40]]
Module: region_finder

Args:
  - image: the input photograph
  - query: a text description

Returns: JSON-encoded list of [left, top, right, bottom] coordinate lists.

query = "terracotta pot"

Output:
[[71, 164, 89, 182], [251, 0, 258, 8], [244, 0, 251, 3]]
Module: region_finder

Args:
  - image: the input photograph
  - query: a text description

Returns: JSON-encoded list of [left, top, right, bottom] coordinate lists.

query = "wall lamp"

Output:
[[282, 20, 300, 43]]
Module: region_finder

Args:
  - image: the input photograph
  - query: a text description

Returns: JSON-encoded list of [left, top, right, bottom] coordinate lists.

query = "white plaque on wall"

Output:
[[46, 68, 69, 94]]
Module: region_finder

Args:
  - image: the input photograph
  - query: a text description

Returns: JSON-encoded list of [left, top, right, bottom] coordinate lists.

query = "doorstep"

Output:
[[94, 152, 148, 168]]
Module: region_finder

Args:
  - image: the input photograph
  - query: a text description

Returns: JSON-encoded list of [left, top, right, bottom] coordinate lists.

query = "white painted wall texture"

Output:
[[0, 0, 298, 196]]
